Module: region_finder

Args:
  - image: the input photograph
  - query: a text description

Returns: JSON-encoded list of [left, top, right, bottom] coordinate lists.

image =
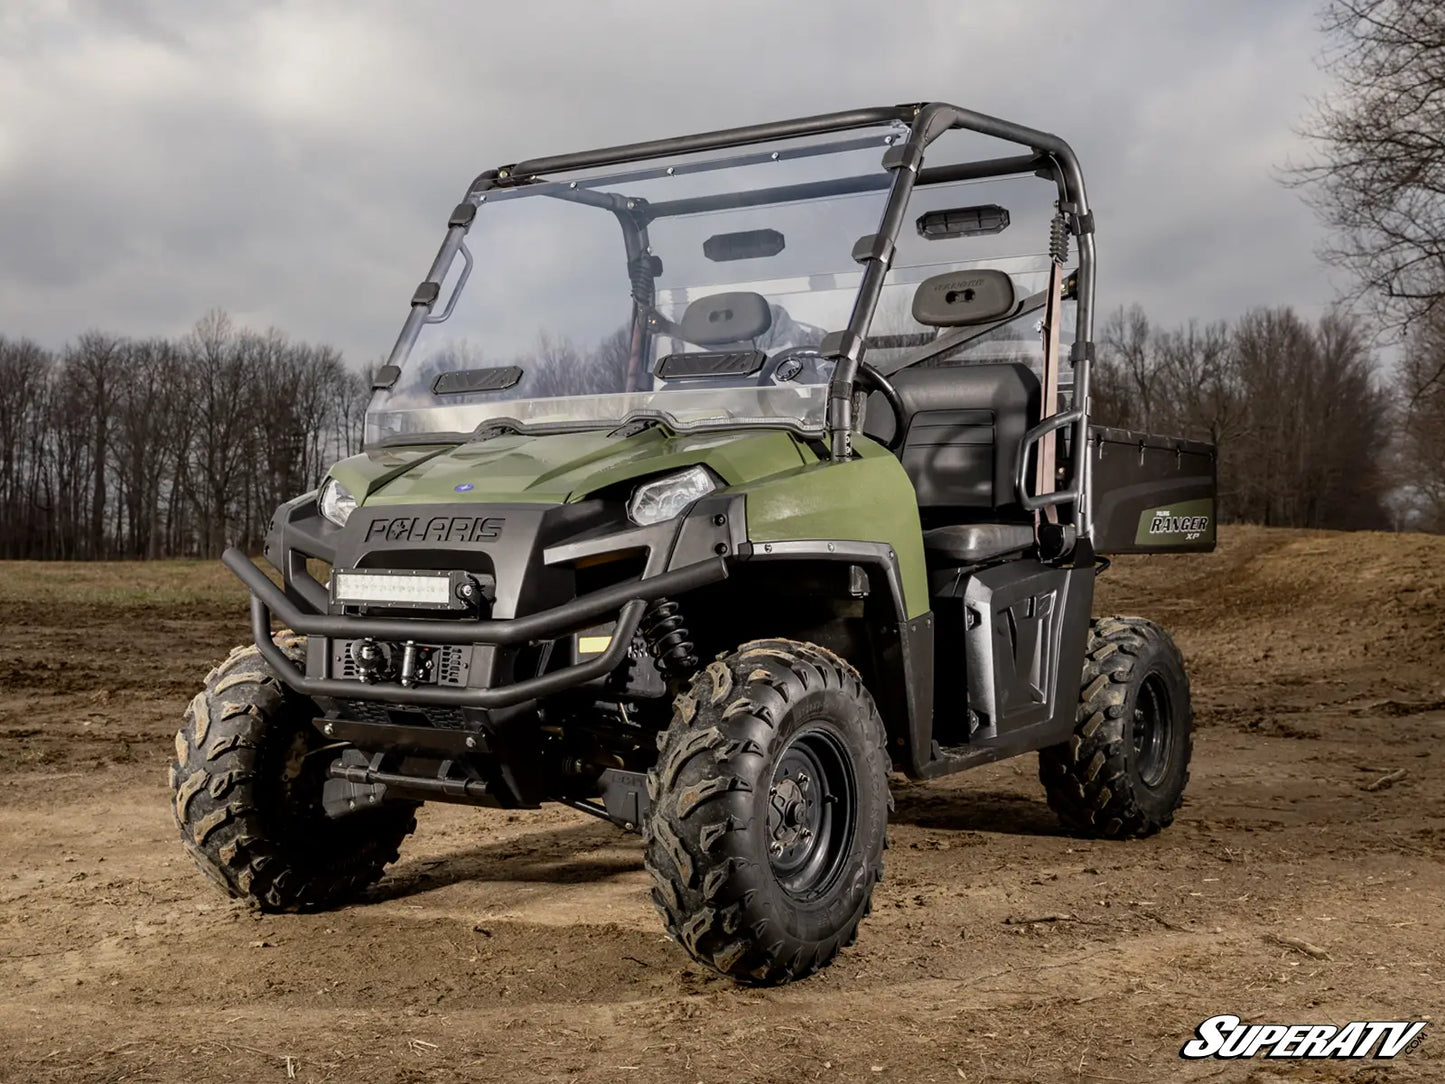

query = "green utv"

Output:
[[171, 103, 1215, 983]]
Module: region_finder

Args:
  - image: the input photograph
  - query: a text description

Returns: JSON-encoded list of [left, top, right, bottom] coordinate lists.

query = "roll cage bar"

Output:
[[386, 102, 1097, 540]]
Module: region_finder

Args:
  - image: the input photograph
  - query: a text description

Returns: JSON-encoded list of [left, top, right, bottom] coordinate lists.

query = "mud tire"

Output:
[[643, 639, 890, 985], [1039, 616, 1192, 839], [169, 634, 417, 911]]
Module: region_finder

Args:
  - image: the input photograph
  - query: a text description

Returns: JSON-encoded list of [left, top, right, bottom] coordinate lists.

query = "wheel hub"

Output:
[[1131, 671, 1175, 789], [768, 773, 815, 856], [764, 728, 856, 898]]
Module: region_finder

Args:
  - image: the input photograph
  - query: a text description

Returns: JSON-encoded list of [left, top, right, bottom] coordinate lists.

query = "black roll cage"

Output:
[[384, 102, 1098, 540]]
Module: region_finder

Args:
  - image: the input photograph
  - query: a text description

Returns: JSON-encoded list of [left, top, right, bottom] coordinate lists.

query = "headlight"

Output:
[[318, 478, 358, 527], [626, 466, 718, 526]]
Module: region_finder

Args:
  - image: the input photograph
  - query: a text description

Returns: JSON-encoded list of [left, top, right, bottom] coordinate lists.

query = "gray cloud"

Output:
[[0, 0, 1334, 361]]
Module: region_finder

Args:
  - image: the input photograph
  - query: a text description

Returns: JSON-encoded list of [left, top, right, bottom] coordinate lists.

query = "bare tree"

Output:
[[1397, 306, 1445, 529], [1092, 304, 1393, 530], [0, 338, 53, 558], [1290, 0, 1445, 350], [1095, 306, 1153, 430]]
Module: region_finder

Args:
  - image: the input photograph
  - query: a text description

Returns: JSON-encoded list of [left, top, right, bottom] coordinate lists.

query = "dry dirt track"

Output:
[[1, 525, 1443, 1083]]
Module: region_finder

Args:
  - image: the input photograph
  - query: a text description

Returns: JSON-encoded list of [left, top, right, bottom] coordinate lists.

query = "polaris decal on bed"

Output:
[[1134, 498, 1215, 546]]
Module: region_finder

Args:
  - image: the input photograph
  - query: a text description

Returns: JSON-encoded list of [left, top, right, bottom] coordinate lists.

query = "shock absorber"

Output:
[[640, 597, 697, 675], [1049, 210, 1070, 265]]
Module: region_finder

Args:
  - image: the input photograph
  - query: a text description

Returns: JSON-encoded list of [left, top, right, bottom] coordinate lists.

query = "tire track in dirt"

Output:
[[2, 527, 1443, 1082]]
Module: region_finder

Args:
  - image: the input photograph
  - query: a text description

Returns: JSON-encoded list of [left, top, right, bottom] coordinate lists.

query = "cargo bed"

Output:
[[1086, 426, 1216, 554]]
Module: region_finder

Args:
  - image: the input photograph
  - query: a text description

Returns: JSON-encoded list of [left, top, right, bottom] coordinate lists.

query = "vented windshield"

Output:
[[366, 130, 907, 446]]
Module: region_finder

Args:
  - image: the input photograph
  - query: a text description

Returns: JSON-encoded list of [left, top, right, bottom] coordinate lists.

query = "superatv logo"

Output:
[[1149, 510, 1210, 536], [1181, 1015, 1427, 1060], [363, 515, 505, 544]]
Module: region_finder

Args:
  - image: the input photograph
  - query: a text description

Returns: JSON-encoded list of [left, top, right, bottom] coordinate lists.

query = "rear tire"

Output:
[[169, 634, 417, 911], [1038, 616, 1192, 839], [643, 639, 891, 984]]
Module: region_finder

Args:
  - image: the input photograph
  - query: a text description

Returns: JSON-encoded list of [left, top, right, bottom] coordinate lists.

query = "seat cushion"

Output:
[[923, 523, 1036, 564]]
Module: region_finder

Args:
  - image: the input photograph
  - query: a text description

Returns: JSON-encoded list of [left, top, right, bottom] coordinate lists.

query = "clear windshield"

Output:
[[366, 130, 1078, 447], [366, 130, 906, 445], [868, 172, 1077, 384]]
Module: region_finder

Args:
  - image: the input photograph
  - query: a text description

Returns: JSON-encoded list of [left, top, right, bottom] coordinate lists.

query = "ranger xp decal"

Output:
[[1133, 497, 1215, 546]]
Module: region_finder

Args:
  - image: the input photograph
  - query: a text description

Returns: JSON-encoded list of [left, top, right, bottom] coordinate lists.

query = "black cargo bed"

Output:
[[1087, 426, 1216, 554]]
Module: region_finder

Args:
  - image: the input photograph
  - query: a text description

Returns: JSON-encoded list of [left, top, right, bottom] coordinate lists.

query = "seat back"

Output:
[[865, 362, 1040, 514]]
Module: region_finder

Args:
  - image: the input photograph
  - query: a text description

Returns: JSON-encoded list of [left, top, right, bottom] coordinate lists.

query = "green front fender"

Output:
[[740, 438, 929, 619]]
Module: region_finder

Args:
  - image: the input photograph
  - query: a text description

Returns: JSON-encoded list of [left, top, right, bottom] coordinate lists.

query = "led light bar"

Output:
[[333, 570, 453, 607]]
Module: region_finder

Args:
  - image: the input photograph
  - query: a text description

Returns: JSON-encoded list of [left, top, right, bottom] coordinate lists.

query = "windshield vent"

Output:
[[432, 366, 524, 395], [916, 204, 1011, 239]]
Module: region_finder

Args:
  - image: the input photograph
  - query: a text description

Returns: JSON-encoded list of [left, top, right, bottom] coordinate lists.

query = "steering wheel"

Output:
[[855, 362, 907, 452]]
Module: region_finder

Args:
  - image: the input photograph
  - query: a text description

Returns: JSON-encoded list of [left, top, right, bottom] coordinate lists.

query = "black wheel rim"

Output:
[[1132, 672, 1174, 789], [766, 726, 856, 899]]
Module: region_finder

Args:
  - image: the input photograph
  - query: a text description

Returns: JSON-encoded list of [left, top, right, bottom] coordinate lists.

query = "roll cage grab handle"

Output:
[[384, 102, 1098, 542]]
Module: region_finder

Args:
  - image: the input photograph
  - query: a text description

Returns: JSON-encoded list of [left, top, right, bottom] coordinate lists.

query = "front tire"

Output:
[[643, 640, 891, 984], [1039, 616, 1192, 838], [169, 634, 417, 911]]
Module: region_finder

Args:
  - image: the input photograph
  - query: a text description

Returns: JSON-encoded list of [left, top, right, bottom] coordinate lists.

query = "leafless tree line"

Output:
[[2, 297, 1438, 561], [1089, 303, 1442, 532], [0, 310, 373, 560]]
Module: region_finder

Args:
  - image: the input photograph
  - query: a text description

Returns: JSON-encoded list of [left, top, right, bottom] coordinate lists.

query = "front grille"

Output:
[[332, 640, 472, 687], [334, 699, 471, 730], [435, 647, 467, 685]]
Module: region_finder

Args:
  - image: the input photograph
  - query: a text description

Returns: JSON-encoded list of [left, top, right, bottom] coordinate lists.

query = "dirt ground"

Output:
[[1, 524, 1442, 1083]]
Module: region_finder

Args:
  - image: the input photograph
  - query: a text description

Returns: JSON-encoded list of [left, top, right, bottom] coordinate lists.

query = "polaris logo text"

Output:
[[363, 515, 505, 544], [1149, 511, 1210, 536], [1181, 1015, 1427, 1060]]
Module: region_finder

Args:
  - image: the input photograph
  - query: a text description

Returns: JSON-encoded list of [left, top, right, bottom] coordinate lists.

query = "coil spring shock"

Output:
[[627, 253, 657, 307], [1049, 212, 1070, 265], [640, 597, 697, 675]]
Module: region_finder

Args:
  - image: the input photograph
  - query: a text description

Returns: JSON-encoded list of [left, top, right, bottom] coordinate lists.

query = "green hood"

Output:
[[326, 427, 929, 619], [330, 428, 811, 506]]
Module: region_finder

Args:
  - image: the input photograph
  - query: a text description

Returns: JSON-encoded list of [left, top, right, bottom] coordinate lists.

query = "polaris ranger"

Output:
[[171, 102, 1216, 984]]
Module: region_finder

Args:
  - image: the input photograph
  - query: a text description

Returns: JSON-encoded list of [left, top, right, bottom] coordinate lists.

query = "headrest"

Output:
[[679, 291, 772, 346], [911, 269, 1016, 327]]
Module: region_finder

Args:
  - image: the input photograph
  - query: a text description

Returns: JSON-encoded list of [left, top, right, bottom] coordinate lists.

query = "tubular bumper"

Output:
[[222, 547, 728, 708]]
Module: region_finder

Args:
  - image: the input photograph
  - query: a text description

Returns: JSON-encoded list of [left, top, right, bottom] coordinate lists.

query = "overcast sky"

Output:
[[0, 0, 1341, 364]]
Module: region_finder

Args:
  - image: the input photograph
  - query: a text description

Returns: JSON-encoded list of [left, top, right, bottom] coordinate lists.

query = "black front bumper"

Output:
[[224, 547, 727, 708]]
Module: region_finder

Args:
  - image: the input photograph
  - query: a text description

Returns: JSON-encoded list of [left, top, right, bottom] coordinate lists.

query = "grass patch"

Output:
[[0, 559, 262, 607]]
